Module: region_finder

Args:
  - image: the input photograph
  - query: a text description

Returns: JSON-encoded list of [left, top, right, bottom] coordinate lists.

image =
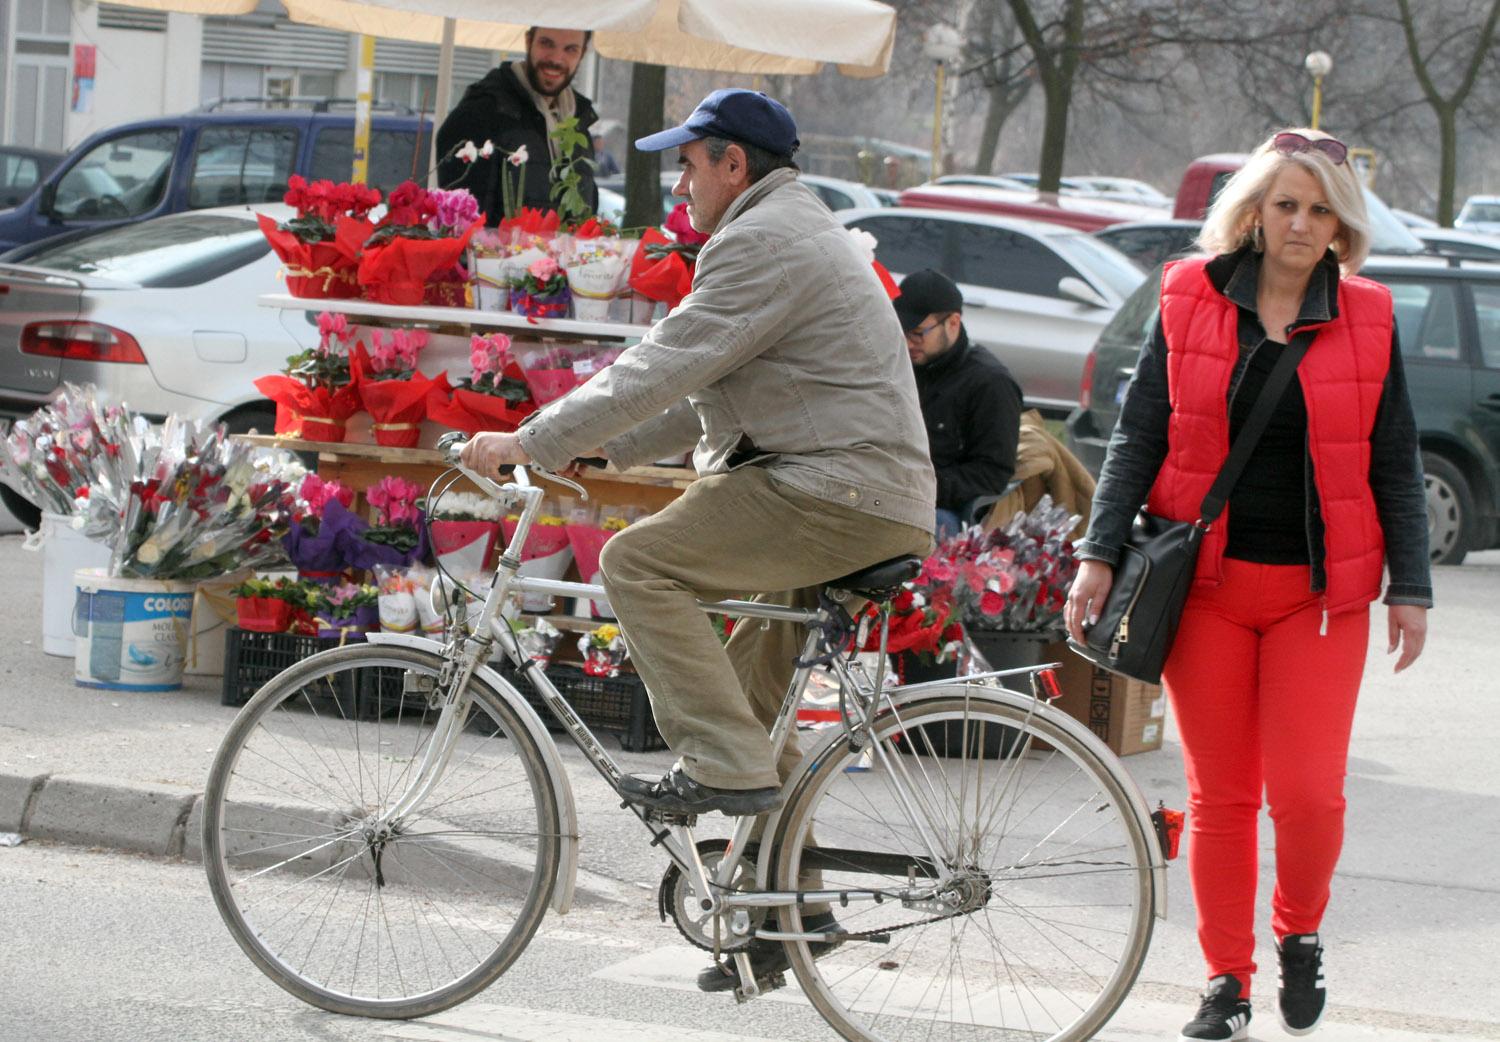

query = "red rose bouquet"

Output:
[[359, 181, 480, 306], [259, 176, 381, 299], [426, 332, 536, 434], [254, 311, 363, 442], [354, 327, 443, 448]]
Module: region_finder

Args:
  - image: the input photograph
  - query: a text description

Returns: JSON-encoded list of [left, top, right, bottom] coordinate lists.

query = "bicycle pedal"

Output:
[[642, 808, 698, 826], [733, 970, 786, 1003]]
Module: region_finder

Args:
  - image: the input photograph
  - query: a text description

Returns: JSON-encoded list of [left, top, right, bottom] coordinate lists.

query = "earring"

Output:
[[1251, 225, 1265, 251]]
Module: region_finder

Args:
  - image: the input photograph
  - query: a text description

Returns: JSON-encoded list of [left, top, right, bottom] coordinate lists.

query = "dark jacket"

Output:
[[914, 326, 1024, 513], [1077, 246, 1432, 607], [436, 62, 599, 225]]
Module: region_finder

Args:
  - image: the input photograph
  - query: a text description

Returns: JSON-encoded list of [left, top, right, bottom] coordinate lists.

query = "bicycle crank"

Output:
[[657, 838, 762, 952]]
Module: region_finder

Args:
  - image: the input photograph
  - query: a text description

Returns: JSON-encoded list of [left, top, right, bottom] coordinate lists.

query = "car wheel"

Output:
[[1422, 452, 1473, 566], [219, 407, 277, 437], [0, 482, 41, 532]]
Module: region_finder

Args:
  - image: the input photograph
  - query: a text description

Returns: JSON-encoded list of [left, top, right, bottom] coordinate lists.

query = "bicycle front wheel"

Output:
[[775, 691, 1155, 1042], [202, 644, 561, 1019]]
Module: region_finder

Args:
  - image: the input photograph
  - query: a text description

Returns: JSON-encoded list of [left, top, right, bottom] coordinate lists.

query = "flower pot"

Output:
[[430, 519, 500, 578], [236, 596, 293, 634], [315, 602, 379, 641]]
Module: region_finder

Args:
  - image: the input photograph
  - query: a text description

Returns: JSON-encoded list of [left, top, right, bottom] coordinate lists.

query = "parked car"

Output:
[[838, 207, 1145, 414], [1416, 227, 1500, 262], [1066, 254, 1500, 565], [932, 174, 1036, 193], [1391, 207, 1438, 229], [1, 145, 64, 210], [1070, 176, 1173, 208], [869, 187, 902, 207], [1455, 195, 1500, 235], [1093, 219, 1205, 271], [898, 183, 1166, 233], [596, 171, 884, 217], [0, 111, 433, 252]]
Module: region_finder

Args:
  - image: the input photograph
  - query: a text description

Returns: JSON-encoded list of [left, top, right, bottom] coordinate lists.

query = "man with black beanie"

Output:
[[895, 269, 1024, 536]]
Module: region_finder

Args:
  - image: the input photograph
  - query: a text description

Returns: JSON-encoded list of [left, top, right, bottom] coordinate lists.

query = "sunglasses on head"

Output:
[[1273, 131, 1348, 165]]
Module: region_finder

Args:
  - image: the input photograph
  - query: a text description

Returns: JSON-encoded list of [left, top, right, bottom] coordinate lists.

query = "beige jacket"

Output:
[[518, 168, 936, 533], [981, 410, 1096, 538]]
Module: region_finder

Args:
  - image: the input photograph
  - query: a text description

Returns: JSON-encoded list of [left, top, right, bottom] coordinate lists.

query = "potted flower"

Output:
[[511, 254, 571, 321], [578, 622, 628, 677], [337, 475, 430, 571], [233, 576, 316, 634], [282, 473, 358, 583], [564, 222, 633, 322], [254, 311, 363, 443], [628, 202, 707, 316], [354, 327, 443, 448], [358, 181, 480, 306], [426, 332, 536, 434], [423, 489, 503, 578], [310, 582, 380, 640], [258, 175, 381, 299]]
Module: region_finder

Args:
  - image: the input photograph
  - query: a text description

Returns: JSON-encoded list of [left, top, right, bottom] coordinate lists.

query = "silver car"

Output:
[[838, 207, 1145, 414]]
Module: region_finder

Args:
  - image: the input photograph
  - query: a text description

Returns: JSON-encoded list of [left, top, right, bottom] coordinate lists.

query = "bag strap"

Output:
[[1198, 329, 1315, 523]]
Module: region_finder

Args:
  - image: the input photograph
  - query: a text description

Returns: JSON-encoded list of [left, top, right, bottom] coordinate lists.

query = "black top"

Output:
[[912, 326, 1024, 512], [436, 62, 599, 225], [1225, 337, 1310, 564]]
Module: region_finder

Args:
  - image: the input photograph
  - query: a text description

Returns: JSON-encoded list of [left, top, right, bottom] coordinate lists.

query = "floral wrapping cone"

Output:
[[425, 379, 537, 435], [628, 227, 695, 312], [256, 213, 371, 299], [358, 223, 478, 306], [429, 519, 501, 577], [327, 500, 432, 572], [354, 346, 447, 448], [498, 207, 561, 238], [253, 372, 363, 443]]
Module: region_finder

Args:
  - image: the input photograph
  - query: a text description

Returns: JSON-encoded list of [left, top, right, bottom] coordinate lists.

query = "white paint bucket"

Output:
[[73, 568, 196, 691], [35, 512, 113, 657]]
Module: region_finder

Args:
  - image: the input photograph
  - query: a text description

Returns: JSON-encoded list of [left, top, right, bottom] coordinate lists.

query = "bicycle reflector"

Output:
[[1032, 667, 1063, 702], [1152, 801, 1184, 860]]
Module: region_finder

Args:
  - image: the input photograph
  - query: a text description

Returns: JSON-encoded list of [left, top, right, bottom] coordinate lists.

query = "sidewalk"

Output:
[[1, 532, 1497, 1033]]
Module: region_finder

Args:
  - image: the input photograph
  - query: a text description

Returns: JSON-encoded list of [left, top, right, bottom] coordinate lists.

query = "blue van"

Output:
[[0, 110, 432, 253]]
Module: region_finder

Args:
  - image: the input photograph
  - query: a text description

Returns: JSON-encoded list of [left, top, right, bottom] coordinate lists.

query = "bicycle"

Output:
[[202, 436, 1168, 1042]]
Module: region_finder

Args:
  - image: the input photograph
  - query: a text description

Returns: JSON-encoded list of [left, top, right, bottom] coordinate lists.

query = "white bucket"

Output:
[[73, 568, 195, 691], [36, 512, 113, 657]]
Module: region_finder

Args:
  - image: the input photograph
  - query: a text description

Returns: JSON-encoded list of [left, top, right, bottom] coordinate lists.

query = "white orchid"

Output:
[[509, 144, 529, 167], [456, 141, 479, 164], [480, 140, 496, 158], [846, 227, 878, 263]]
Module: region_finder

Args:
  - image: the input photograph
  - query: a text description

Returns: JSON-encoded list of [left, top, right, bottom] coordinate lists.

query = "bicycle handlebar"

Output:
[[436, 432, 591, 502]]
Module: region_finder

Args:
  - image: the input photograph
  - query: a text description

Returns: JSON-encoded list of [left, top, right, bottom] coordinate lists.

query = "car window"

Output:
[[846, 216, 951, 277], [52, 129, 178, 220], [954, 225, 1077, 299], [1049, 232, 1145, 299], [1461, 202, 1500, 223], [1469, 283, 1500, 368], [811, 184, 855, 211], [189, 126, 298, 209], [1, 155, 41, 208], [22, 213, 269, 288], [310, 127, 432, 195], [1100, 269, 1162, 350], [1384, 280, 1464, 363]]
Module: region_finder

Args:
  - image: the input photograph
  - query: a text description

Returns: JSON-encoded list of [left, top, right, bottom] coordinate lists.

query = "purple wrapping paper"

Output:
[[282, 506, 356, 576], [327, 499, 432, 571], [316, 602, 380, 640]]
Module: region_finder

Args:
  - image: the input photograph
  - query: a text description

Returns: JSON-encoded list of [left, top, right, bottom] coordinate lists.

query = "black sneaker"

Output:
[[617, 763, 781, 816], [1179, 974, 1251, 1041], [1278, 932, 1326, 1035], [697, 910, 845, 993]]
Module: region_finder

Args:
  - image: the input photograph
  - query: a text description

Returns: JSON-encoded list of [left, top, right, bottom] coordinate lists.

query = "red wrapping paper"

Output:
[[500, 519, 570, 562], [872, 260, 900, 299], [257, 213, 371, 299], [628, 227, 695, 311], [424, 264, 470, 307], [236, 596, 293, 633], [253, 373, 363, 443], [426, 382, 536, 435], [521, 367, 578, 405], [358, 224, 478, 306], [565, 524, 614, 586], [499, 208, 561, 237], [355, 347, 446, 447], [429, 519, 501, 576]]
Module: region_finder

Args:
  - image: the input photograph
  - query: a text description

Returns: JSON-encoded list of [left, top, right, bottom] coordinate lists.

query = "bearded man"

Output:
[[436, 26, 599, 222]]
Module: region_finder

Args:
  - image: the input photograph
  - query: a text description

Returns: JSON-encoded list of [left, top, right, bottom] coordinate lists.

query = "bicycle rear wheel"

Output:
[[775, 691, 1155, 1042], [202, 644, 561, 1019]]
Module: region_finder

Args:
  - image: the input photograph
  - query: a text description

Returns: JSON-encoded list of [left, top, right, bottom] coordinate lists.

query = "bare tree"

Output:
[[1389, 0, 1500, 224], [967, 4, 1034, 173]]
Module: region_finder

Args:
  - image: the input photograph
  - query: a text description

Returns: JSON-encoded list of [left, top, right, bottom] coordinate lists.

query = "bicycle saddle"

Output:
[[824, 554, 922, 599]]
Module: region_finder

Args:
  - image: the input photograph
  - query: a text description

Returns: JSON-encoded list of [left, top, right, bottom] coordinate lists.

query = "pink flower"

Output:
[[528, 256, 560, 281], [921, 557, 956, 584], [368, 475, 424, 526], [664, 203, 711, 246], [979, 590, 1006, 616], [300, 473, 353, 517]]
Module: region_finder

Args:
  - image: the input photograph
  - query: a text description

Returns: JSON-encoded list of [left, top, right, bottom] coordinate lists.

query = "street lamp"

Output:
[[924, 24, 963, 180], [1304, 50, 1333, 131]]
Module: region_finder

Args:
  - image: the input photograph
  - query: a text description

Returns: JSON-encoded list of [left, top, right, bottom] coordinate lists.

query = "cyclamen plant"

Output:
[[518, 255, 568, 298], [365, 327, 428, 381], [467, 333, 530, 402], [280, 175, 382, 242], [364, 475, 425, 552], [284, 311, 355, 392]]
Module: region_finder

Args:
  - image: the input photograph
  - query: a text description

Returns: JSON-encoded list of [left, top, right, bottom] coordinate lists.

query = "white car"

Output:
[[1455, 194, 1500, 234], [597, 172, 885, 216], [838, 207, 1145, 414], [1415, 226, 1500, 262], [1069, 176, 1173, 209]]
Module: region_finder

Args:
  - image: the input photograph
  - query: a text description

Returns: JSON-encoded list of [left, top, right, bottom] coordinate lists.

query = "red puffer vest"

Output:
[[1146, 256, 1392, 613]]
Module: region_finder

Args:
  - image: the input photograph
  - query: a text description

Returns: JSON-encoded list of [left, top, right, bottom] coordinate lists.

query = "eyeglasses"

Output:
[[905, 318, 947, 342], [1273, 131, 1348, 166]]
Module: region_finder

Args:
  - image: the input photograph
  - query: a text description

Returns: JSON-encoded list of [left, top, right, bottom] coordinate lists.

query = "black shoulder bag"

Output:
[[1070, 333, 1313, 685]]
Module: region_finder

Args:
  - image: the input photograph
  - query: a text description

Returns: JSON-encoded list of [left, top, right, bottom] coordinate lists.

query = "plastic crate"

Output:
[[221, 627, 355, 709], [524, 664, 665, 753]]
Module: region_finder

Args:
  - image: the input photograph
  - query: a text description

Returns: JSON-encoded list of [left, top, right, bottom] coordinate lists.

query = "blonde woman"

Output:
[[1065, 129, 1431, 1041]]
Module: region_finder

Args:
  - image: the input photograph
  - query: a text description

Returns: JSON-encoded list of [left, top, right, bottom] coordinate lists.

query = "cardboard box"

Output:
[[1042, 641, 1166, 756]]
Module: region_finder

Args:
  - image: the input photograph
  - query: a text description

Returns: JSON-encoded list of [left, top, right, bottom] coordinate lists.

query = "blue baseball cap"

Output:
[[635, 89, 799, 156]]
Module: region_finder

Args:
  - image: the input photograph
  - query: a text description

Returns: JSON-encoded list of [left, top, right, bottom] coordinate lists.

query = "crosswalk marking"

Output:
[[381, 1002, 792, 1042]]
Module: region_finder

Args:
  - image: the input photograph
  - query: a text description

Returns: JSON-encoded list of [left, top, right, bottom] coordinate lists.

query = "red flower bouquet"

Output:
[[254, 311, 362, 442], [354, 328, 442, 448], [259, 176, 381, 299], [628, 225, 697, 313], [426, 332, 537, 434], [359, 182, 480, 306]]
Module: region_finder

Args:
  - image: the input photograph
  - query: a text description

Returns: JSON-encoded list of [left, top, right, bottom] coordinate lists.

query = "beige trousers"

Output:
[[598, 467, 931, 790]]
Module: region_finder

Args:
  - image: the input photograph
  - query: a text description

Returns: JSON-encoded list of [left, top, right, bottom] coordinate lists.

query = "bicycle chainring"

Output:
[[656, 838, 762, 953]]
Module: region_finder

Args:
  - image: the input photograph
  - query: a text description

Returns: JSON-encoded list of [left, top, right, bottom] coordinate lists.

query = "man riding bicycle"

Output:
[[461, 89, 933, 822]]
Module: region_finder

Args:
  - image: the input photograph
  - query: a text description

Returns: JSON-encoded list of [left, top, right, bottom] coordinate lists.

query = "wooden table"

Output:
[[239, 435, 694, 514]]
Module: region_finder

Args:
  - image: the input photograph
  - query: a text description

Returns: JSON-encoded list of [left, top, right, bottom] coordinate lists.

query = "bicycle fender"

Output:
[[772, 683, 1168, 921], [366, 632, 581, 916]]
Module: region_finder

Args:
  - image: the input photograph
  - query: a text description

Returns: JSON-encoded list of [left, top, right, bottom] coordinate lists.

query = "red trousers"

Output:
[[1163, 558, 1370, 997]]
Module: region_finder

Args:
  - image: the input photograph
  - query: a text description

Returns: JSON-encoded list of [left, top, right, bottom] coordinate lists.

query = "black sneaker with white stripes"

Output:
[[1278, 932, 1327, 1035], [1179, 974, 1251, 1041]]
